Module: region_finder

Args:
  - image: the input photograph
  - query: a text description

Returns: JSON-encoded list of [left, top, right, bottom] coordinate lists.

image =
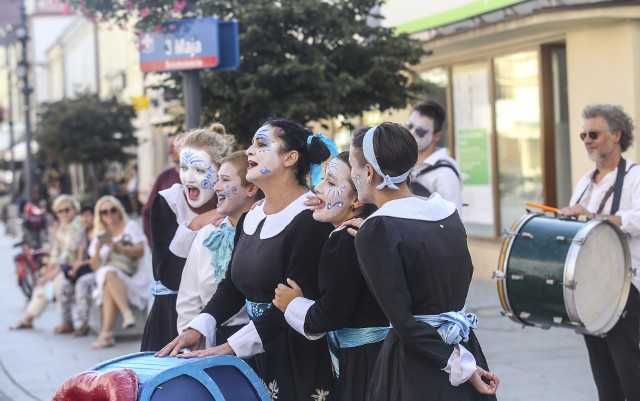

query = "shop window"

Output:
[[494, 51, 542, 233]]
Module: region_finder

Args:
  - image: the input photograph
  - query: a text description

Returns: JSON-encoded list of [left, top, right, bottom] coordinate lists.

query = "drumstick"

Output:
[[525, 202, 560, 213]]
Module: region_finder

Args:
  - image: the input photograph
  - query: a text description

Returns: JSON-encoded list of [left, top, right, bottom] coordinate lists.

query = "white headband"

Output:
[[363, 126, 411, 190]]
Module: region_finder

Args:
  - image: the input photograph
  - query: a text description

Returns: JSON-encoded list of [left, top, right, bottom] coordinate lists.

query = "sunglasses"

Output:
[[406, 122, 433, 138], [56, 207, 72, 214], [99, 207, 119, 216], [579, 130, 604, 141]]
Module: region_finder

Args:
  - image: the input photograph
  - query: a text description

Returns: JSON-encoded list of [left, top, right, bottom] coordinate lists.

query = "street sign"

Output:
[[139, 17, 220, 73]]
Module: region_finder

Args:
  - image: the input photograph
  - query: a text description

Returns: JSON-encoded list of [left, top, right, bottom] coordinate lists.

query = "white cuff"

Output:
[[284, 297, 325, 340], [169, 222, 197, 258], [227, 321, 264, 359], [186, 313, 217, 349], [443, 344, 476, 386]]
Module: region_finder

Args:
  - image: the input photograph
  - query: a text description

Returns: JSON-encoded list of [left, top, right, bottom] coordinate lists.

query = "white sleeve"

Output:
[[169, 221, 197, 258], [617, 168, 640, 236], [284, 297, 325, 340], [186, 313, 217, 349], [227, 321, 264, 359], [176, 240, 204, 333], [443, 344, 477, 386]]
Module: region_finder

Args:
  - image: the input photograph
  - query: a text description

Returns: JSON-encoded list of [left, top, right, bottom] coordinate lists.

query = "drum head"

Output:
[[568, 220, 630, 335]]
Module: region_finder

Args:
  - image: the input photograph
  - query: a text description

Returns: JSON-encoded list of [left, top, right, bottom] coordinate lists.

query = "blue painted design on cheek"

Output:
[[326, 202, 344, 210], [260, 167, 270, 174]]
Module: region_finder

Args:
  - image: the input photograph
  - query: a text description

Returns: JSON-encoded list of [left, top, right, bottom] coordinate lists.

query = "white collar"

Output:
[[243, 192, 313, 239], [159, 183, 198, 223], [329, 225, 347, 238], [363, 194, 455, 224]]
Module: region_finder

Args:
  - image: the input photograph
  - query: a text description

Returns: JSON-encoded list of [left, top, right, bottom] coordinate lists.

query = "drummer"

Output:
[[558, 103, 640, 401]]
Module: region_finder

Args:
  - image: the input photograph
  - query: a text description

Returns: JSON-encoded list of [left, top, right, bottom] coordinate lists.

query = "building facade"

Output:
[[380, 0, 640, 278]]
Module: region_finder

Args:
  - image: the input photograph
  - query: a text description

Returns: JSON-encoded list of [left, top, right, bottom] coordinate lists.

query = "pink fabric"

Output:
[[51, 369, 138, 401]]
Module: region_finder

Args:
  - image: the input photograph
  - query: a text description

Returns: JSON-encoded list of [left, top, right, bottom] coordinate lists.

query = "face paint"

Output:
[[246, 126, 281, 182], [348, 147, 373, 204], [312, 158, 358, 226], [406, 111, 436, 152], [180, 147, 217, 209], [213, 161, 253, 219]]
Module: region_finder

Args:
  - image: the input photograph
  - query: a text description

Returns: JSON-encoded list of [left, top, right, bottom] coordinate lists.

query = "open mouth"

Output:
[[216, 192, 226, 207], [186, 185, 200, 201], [248, 160, 258, 169], [315, 199, 326, 210]]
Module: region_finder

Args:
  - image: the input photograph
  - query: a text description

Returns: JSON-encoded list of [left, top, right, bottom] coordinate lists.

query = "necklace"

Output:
[[265, 187, 303, 215]]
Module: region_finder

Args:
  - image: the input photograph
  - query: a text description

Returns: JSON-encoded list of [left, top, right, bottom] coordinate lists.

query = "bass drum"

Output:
[[496, 214, 631, 336]]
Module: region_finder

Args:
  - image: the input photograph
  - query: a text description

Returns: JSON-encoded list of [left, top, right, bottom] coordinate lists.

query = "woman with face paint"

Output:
[[271, 148, 388, 401], [348, 122, 499, 401], [140, 123, 236, 352], [176, 151, 263, 344], [157, 118, 337, 401]]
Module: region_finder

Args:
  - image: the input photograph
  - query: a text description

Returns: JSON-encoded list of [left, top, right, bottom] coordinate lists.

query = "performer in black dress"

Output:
[[157, 119, 337, 401], [272, 149, 387, 401], [140, 124, 235, 351], [348, 122, 499, 401]]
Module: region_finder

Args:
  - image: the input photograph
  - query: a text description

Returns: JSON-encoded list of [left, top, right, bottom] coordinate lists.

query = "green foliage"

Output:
[[69, 0, 426, 145], [34, 94, 137, 165]]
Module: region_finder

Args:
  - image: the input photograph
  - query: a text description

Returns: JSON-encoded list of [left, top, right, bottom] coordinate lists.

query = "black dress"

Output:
[[141, 184, 197, 351], [198, 193, 335, 401], [286, 227, 389, 401], [354, 195, 496, 401]]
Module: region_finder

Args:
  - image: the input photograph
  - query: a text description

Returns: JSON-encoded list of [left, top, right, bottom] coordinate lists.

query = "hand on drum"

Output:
[[155, 328, 202, 357], [558, 204, 590, 218], [469, 366, 499, 395], [177, 343, 235, 358]]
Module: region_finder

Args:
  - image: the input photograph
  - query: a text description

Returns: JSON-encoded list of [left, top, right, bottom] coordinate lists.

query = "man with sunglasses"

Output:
[[558, 103, 640, 401], [406, 100, 463, 215]]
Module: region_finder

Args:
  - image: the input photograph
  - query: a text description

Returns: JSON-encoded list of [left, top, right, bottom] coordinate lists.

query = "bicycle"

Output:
[[13, 239, 49, 299]]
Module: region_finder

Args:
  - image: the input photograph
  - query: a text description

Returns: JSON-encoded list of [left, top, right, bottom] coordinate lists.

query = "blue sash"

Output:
[[327, 326, 389, 376], [148, 281, 178, 296], [246, 300, 271, 321], [414, 308, 478, 345]]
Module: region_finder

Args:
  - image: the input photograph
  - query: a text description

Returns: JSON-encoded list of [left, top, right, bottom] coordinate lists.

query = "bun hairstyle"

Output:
[[178, 122, 236, 164], [351, 122, 417, 181], [264, 118, 332, 187]]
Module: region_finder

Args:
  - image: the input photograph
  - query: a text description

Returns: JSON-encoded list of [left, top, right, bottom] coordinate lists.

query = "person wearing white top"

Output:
[[406, 100, 463, 215], [176, 151, 261, 344], [558, 104, 640, 401]]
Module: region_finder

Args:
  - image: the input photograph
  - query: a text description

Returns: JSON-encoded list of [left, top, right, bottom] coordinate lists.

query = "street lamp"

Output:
[[15, 0, 34, 204]]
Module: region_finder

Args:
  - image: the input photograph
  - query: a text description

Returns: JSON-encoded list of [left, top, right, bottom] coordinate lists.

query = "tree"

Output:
[[35, 94, 136, 197], [35, 94, 136, 166], [68, 0, 425, 144]]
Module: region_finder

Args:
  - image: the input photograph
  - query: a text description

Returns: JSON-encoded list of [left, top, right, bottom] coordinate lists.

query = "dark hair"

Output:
[[264, 118, 332, 186], [413, 100, 446, 133], [335, 151, 377, 218], [222, 150, 265, 200], [80, 203, 94, 214], [351, 123, 417, 181], [582, 104, 634, 151]]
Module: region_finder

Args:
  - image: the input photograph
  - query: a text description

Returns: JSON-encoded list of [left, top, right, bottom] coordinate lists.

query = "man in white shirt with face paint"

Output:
[[406, 100, 463, 216]]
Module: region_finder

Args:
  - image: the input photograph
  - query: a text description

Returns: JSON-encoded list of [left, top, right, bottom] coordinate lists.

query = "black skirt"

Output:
[[140, 294, 178, 352]]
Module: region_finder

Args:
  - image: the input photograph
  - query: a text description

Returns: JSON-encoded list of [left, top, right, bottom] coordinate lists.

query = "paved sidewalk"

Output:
[[0, 226, 598, 400]]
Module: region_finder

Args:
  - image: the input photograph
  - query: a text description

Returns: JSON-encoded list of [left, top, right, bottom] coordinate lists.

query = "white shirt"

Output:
[[570, 159, 640, 290], [411, 148, 463, 215], [176, 217, 248, 334]]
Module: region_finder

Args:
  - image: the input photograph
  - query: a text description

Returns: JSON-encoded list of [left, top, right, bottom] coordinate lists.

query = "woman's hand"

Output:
[[189, 209, 222, 231], [155, 328, 203, 357], [468, 366, 499, 395], [273, 278, 304, 313], [304, 194, 322, 211], [178, 343, 235, 358], [339, 217, 364, 238]]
